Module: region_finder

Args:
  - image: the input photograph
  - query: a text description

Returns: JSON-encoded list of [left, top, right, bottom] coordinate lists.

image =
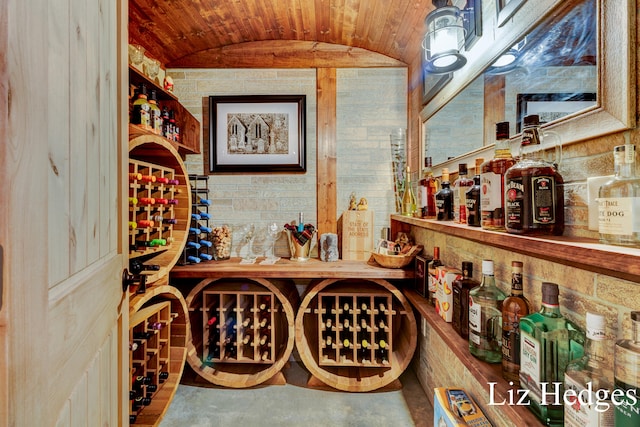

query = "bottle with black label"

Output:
[[505, 114, 564, 235], [435, 168, 454, 221], [465, 158, 483, 227]]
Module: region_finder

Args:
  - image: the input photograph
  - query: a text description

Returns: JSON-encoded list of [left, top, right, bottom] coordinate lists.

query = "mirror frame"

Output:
[[420, 0, 636, 172]]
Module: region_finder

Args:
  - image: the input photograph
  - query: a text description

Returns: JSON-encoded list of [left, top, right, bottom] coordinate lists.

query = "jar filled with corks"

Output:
[[211, 225, 232, 260]]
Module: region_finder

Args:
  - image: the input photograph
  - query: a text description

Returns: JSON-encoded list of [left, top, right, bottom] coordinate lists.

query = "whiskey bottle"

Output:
[[564, 312, 614, 427], [501, 261, 531, 385], [453, 163, 473, 223], [468, 260, 506, 363], [427, 247, 443, 306], [401, 165, 417, 217], [148, 89, 162, 135], [418, 156, 440, 218], [519, 282, 585, 426], [614, 311, 640, 426], [598, 144, 640, 247], [505, 115, 565, 236], [452, 261, 479, 339], [481, 122, 516, 231], [435, 168, 454, 221], [465, 158, 483, 227]]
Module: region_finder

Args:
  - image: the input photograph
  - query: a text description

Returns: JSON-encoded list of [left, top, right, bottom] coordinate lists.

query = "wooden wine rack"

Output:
[[184, 277, 299, 388], [201, 290, 277, 364], [316, 292, 394, 367], [128, 135, 191, 285], [296, 278, 416, 392], [128, 283, 190, 426], [129, 158, 178, 256]]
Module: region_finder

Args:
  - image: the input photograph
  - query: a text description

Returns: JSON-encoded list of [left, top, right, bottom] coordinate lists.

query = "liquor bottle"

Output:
[[148, 89, 162, 135], [468, 259, 506, 363], [505, 115, 565, 236], [564, 312, 614, 427], [452, 261, 479, 339], [519, 282, 585, 426], [401, 165, 417, 217], [598, 144, 640, 247], [501, 261, 531, 385], [481, 122, 516, 231], [453, 163, 474, 223], [418, 156, 440, 218], [427, 247, 443, 306], [435, 168, 454, 221], [161, 106, 172, 140], [131, 84, 151, 130], [465, 158, 483, 227], [614, 311, 640, 426], [168, 109, 177, 141]]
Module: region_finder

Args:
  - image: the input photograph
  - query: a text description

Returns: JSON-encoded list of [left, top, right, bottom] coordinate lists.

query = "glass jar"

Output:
[[211, 225, 232, 260]]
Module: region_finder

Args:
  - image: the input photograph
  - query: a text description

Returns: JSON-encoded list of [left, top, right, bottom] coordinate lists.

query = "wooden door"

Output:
[[0, 0, 128, 425]]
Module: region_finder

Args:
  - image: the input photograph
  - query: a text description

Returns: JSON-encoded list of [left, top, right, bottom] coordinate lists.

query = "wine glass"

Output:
[[235, 223, 256, 261], [264, 222, 282, 262]]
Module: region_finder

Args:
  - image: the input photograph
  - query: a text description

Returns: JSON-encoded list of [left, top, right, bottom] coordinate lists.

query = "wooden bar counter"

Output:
[[170, 257, 415, 280]]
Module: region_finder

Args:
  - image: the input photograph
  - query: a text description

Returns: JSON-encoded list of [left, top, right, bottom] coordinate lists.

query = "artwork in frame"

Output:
[[208, 95, 306, 173], [496, 0, 526, 27], [515, 92, 597, 133]]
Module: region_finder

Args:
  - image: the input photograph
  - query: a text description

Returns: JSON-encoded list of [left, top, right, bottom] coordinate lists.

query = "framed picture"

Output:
[[414, 255, 428, 297], [422, 70, 452, 105], [496, 0, 526, 27], [208, 95, 306, 173], [516, 92, 597, 133]]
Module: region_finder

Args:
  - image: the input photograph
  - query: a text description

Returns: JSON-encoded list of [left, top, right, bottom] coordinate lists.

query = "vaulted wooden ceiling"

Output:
[[128, 0, 441, 68]]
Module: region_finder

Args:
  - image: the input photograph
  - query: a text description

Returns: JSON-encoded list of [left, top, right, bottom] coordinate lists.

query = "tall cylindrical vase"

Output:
[[390, 128, 407, 214]]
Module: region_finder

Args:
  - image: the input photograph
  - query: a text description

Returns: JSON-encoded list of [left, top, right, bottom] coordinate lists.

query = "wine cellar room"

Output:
[[2, 0, 640, 426]]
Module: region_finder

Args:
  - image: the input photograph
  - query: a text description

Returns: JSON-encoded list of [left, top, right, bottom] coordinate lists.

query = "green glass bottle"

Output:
[[519, 282, 585, 426], [564, 312, 614, 426], [468, 259, 506, 363], [614, 311, 640, 426]]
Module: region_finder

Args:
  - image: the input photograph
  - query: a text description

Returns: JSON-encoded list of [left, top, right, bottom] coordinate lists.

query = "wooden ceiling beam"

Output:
[[168, 40, 407, 68]]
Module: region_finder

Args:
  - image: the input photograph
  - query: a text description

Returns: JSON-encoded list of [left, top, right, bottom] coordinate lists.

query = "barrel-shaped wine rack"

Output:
[[296, 278, 417, 392], [185, 278, 299, 388], [129, 283, 190, 426], [129, 135, 191, 284]]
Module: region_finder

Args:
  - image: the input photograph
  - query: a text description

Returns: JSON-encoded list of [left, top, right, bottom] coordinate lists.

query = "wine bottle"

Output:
[[418, 156, 440, 218], [614, 311, 640, 426], [148, 89, 162, 135], [199, 253, 213, 261], [129, 172, 142, 181], [186, 241, 201, 249], [453, 163, 474, 223], [360, 339, 370, 363], [435, 168, 454, 221], [427, 247, 443, 305], [465, 158, 484, 227], [401, 165, 417, 217]]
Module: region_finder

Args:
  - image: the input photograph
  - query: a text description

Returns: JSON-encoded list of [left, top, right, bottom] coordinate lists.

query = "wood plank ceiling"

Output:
[[128, 0, 438, 68]]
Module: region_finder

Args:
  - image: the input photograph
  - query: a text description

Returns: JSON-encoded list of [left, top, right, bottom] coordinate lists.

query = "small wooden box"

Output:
[[338, 210, 374, 261]]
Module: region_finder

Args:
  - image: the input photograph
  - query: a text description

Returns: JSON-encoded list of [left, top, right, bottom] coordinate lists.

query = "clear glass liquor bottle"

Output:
[[564, 312, 614, 427], [598, 144, 640, 247], [468, 260, 506, 363], [481, 122, 516, 231], [501, 261, 530, 385], [614, 311, 640, 426], [453, 163, 474, 223], [435, 168, 453, 221], [418, 156, 440, 219], [519, 282, 585, 427], [452, 261, 479, 339]]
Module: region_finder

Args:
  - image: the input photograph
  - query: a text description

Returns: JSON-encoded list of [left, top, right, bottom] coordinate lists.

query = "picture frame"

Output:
[[422, 70, 452, 105], [496, 0, 526, 27], [208, 94, 306, 173], [516, 92, 597, 133], [414, 255, 428, 297]]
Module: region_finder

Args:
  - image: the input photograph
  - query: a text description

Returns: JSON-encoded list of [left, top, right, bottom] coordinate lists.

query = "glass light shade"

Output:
[[492, 50, 518, 67], [423, 6, 467, 74]]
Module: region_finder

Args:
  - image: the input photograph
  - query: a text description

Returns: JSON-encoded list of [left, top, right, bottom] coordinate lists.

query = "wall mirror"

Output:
[[421, 0, 634, 170]]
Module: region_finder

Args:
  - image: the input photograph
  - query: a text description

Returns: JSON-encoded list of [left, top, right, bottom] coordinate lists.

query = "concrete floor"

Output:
[[160, 361, 433, 427]]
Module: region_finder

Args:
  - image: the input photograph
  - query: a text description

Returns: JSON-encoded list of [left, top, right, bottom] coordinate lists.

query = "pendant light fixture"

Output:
[[422, 0, 467, 74]]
